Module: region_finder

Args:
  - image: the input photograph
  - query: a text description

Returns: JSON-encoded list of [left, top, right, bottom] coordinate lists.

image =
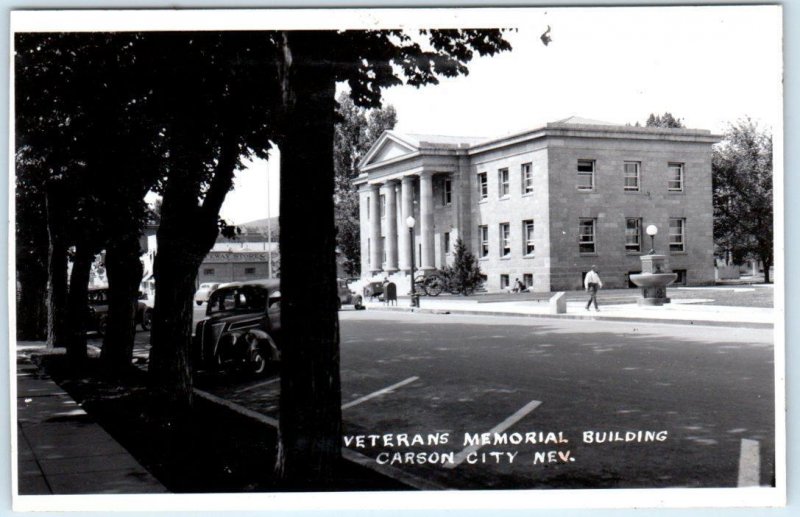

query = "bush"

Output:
[[441, 238, 483, 295]]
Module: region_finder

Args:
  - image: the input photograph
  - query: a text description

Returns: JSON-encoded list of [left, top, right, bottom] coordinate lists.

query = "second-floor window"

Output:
[[479, 225, 489, 257], [380, 194, 386, 218], [579, 218, 596, 254], [625, 218, 642, 252], [668, 163, 684, 191], [499, 168, 510, 198], [577, 159, 595, 191], [478, 172, 488, 200], [500, 223, 511, 257], [523, 219, 535, 255], [669, 218, 686, 252], [624, 161, 640, 191], [522, 163, 534, 194], [441, 177, 452, 206]]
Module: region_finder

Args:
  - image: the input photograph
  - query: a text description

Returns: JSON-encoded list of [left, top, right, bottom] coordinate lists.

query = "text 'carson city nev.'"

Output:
[[342, 430, 669, 466]]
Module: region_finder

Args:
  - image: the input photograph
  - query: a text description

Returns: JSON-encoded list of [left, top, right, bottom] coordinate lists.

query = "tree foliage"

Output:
[[333, 93, 397, 277], [441, 238, 484, 295], [645, 112, 685, 128], [712, 118, 773, 282]]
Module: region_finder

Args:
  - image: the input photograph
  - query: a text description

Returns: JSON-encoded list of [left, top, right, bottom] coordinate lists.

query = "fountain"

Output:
[[629, 225, 677, 306]]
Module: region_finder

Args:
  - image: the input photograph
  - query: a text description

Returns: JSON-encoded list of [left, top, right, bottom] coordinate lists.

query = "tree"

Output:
[[645, 112, 685, 128], [712, 118, 773, 282], [441, 238, 484, 295], [333, 93, 397, 276], [273, 29, 511, 486]]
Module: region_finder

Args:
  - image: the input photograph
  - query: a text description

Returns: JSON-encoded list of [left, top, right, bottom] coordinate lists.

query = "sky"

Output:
[[218, 5, 782, 224]]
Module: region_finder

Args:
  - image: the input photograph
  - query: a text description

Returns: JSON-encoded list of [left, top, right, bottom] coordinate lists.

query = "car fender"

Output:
[[244, 329, 280, 362]]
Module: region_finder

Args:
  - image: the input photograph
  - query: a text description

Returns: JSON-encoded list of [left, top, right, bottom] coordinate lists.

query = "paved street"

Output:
[[195, 310, 775, 490]]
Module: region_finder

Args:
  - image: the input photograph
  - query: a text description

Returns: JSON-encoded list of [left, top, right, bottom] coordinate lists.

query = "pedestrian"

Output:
[[584, 265, 603, 311]]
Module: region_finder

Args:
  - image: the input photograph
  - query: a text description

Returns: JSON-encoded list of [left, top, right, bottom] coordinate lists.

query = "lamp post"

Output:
[[406, 216, 419, 308], [646, 224, 658, 255]]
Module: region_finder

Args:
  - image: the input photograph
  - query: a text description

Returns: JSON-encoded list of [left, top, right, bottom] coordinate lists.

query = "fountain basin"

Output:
[[630, 272, 677, 306], [629, 272, 678, 288]]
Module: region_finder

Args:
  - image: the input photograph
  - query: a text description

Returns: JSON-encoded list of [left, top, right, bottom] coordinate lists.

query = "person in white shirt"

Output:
[[584, 265, 603, 311]]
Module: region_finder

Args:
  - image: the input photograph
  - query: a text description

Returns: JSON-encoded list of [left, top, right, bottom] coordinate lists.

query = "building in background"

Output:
[[355, 117, 719, 292]]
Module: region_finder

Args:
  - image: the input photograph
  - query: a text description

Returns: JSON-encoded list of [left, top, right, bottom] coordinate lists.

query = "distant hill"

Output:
[[217, 216, 279, 242]]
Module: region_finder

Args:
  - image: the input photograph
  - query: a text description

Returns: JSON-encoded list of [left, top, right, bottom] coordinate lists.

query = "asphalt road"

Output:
[[195, 310, 775, 491]]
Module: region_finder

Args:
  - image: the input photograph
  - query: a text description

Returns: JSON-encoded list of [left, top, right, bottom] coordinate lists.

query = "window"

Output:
[[523, 219, 535, 256], [444, 232, 451, 255], [498, 168, 510, 198], [478, 172, 488, 200], [382, 236, 386, 263], [442, 177, 452, 206], [367, 239, 370, 266], [500, 274, 510, 290], [500, 223, 511, 257], [669, 218, 686, 252], [203, 268, 215, 275], [668, 163, 684, 191], [624, 161, 640, 191], [479, 225, 489, 257], [244, 267, 256, 275], [625, 218, 642, 253], [521, 163, 534, 194], [577, 159, 595, 191], [523, 273, 533, 288], [380, 194, 386, 217], [579, 219, 596, 254], [366, 197, 370, 219], [673, 269, 687, 285]]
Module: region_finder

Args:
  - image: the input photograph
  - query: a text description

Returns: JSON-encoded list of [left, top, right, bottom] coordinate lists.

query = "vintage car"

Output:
[[192, 279, 281, 375], [87, 287, 153, 335], [337, 279, 365, 310], [194, 282, 221, 306]]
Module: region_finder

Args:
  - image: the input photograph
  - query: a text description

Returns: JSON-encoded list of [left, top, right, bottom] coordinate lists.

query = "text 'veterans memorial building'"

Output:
[[354, 117, 720, 292]]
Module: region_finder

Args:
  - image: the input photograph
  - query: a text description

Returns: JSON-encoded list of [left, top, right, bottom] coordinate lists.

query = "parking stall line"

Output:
[[445, 400, 542, 469], [236, 377, 280, 393], [341, 376, 420, 410], [737, 438, 761, 487]]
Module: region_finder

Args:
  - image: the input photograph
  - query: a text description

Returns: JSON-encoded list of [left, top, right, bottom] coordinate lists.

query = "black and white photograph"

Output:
[[9, 5, 784, 511]]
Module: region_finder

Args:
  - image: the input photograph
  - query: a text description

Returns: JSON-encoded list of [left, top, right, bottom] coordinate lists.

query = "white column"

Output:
[[383, 180, 398, 273], [368, 183, 382, 275], [400, 176, 415, 274], [419, 171, 435, 271]]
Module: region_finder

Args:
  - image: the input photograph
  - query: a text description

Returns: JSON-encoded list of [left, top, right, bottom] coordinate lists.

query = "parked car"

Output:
[[362, 281, 385, 301], [194, 282, 221, 305], [192, 279, 281, 375], [338, 279, 364, 310], [87, 287, 153, 335]]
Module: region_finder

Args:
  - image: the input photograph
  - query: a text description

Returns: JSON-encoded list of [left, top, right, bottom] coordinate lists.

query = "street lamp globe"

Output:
[[646, 224, 658, 254], [406, 216, 416, 229]]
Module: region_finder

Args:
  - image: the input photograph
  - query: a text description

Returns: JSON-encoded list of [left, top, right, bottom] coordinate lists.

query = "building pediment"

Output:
[[359, 131, 419, 170]]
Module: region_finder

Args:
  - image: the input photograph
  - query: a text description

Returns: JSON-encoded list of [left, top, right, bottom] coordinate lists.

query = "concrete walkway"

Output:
[[363, 296, 775, 328], [15, 345, 167, 495]]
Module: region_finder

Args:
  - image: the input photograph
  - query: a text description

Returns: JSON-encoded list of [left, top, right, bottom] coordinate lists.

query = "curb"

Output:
[[363, 305, 774, 330], [193, 388, 444, 490]]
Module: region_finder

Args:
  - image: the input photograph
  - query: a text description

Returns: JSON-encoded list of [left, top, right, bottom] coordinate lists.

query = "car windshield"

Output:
[[87, 290, 108, 304], [207, 286, 269, 315]]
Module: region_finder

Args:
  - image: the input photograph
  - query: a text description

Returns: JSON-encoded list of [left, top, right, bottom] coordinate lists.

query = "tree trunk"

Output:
[[65, 242, 92, 368], [45, 189, 68, 349], [762, 254, 772, 284], [17, 263, 47, 340], [274, 31, 343, 488], [100, 232, 143, 377]]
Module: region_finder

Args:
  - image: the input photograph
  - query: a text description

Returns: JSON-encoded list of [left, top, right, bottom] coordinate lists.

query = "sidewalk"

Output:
[[15, 344, 167, 495], [363, 296, 775, 328]]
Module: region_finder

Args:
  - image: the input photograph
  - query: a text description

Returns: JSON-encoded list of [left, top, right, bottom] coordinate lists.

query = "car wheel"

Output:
[[140, 309, 153, 331], [354, 296, 364, 310], [97, 316, 108, 337], [250, 350, 267, 375], [196, 300, 203, 306]]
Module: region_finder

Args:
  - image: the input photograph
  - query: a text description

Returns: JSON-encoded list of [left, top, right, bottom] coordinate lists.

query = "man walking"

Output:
[[584, 265, 603, 311]]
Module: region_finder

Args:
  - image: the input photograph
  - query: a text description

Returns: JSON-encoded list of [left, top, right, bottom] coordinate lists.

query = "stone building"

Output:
[[354, 117, 719, 292]]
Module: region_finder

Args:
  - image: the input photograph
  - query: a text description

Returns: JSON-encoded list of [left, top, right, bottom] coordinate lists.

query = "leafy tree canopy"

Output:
[[645, 112, 685, 128]]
